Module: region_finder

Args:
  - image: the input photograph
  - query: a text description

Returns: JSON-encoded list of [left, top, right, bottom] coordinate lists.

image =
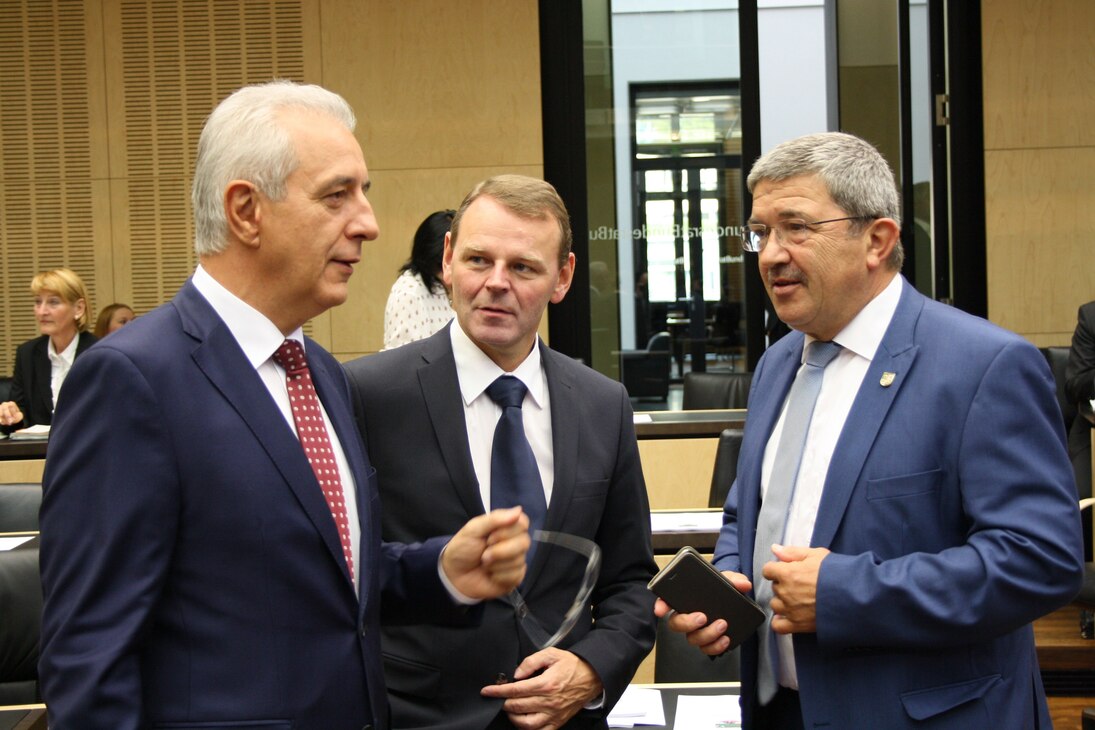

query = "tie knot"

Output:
[[806, 340, 842, 368], [272, 339, 309, 376], [487, 375, 527, 409]]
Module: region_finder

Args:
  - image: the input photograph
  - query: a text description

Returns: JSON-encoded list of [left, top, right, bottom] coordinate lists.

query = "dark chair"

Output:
[[0, 484, 42, 532], [0, 546, 41, 705], [682, 371, 752, 410], [653, 614, 740, 683], [0, 376, 11, 405], [1041, 346, 1077, 434], [708, 428, 743, 509], [620, 332, 672, 401]]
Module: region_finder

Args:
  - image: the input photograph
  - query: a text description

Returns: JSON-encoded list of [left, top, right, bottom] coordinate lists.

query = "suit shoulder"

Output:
[[918, 298, 1032, 352], [343, 339, 430, 381], [542, 346, 628, 397]]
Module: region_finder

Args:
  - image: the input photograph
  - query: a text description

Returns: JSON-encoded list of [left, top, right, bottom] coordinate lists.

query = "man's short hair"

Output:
[[747, 132, 904, 270], [449, 175, 573, 268], [192, 80, 356, 256]]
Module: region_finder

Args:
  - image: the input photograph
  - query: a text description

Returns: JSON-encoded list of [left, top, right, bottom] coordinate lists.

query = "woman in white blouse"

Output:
[[382, 210, 455, 350]]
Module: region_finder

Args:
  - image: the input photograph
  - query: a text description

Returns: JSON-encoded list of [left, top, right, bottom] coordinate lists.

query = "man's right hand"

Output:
[[653, 570, 752, 656], [0, 401, 23, 427]]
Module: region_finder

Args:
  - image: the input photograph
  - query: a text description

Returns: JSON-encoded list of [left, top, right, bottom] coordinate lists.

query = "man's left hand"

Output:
[[442, 507, 530, 600], [763, 544, 830, 634], [479, 648, 603, 730]]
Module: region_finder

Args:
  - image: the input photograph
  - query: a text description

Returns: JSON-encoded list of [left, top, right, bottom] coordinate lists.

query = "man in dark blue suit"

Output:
[[38, 80, 530, 730], [658, 132, 1083, 729]]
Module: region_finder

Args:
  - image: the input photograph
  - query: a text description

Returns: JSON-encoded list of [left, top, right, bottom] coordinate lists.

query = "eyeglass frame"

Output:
[[740, 215, 878, 253], [505, 529, 602, 652]]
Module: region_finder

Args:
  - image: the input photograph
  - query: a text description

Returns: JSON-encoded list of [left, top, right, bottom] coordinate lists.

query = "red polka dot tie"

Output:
[[272, 339, 354, 582]]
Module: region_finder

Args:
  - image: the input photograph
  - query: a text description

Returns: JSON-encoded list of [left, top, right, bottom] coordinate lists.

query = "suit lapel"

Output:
[[174, 281, 355, 589], [811, 280, 924, 547], [417, 329, 485, 519]]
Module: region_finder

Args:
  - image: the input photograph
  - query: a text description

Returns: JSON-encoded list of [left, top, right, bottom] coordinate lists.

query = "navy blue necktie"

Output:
[[487, 375, 546, 536]]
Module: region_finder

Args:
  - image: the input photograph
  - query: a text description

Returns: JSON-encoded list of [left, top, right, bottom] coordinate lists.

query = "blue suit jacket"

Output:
[[39, 280, 463, 730], [715, 279, 1083, 729]]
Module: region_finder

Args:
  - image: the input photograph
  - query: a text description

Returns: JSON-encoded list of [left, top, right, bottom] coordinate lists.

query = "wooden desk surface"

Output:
[[0, 439, 47, 460], [0, 706, 46, 730], [635, 409, 746, 439]]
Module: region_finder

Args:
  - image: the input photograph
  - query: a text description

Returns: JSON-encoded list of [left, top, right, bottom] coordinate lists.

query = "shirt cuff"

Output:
[[438, 545, 481, 606]]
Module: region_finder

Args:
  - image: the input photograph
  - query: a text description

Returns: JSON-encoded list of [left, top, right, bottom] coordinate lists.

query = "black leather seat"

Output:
[[653, 614, 740, 683], [620, 332, 672, 401], [0, 484, 42, 533], [682, 371, 752, 410], [708, 428, 743, 509], [0, 545, 41, 705]]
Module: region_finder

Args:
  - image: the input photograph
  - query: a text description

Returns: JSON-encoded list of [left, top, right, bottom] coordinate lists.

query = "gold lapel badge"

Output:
[[880, 372, 896, 387]]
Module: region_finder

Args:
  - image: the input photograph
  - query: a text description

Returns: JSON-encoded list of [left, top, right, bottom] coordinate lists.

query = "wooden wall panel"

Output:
[[985, 147, 1095, 346], [982, 0, 1095, 347], [0, 0, 99, 372], [982, 0, 1095, 151]]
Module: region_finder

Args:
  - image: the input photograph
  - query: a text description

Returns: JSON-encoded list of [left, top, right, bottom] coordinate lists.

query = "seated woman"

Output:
[[382, 209, 455, 350], [0, 268, 98, 430], [94, 302, 135, 339]]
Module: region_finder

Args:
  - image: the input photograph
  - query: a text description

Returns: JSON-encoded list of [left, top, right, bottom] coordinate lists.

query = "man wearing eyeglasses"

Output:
[[344, 174, 657, 729], [657, 132, 1083, 729]]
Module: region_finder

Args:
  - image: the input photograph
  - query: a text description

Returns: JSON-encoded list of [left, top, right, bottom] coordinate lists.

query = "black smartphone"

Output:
[[648, 546, 765, 651]]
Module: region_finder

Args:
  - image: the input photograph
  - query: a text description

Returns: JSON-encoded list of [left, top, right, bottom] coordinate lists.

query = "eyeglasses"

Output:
[[740, 216, 876, 253], [506, 530, 601, 651]]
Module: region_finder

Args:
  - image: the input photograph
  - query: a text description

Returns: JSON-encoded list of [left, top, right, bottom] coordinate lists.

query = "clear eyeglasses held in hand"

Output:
[[506, 530, 601, 650]]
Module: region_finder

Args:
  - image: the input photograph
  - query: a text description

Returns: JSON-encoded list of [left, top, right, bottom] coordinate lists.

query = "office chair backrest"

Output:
[[709, 428, 744, 509], [1041, 346, 1076, 433], [0, 547, 41, 704], [654, 613, 740, 683], [0, 483, 42, 532], [682, 372, 752, 410]]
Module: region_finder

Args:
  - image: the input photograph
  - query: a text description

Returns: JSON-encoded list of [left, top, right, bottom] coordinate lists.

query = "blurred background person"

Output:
[[0, 267, 97, 430], [383, 209, 455, 350], [93, 302, 136, 339]]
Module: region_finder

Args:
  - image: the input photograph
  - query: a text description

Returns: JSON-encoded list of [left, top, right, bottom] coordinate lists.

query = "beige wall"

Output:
[[0, 0, 541, 367], [982, 0, 1095, 348]]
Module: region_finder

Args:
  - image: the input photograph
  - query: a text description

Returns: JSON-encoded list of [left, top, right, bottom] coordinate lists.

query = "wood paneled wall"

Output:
[[0, 0, 541, 366], [982, 0, 1095, 347]]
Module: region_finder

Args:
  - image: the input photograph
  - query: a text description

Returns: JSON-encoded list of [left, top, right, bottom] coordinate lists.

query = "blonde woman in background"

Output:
[[0, 268, 97, 429]]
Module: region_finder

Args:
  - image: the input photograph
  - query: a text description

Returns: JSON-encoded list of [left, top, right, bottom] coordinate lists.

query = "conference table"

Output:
[[0, 706, 45, 730], [613, 682, 740, 728]]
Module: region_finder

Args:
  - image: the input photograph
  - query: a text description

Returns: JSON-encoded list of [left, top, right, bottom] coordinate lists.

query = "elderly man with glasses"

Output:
[[658, 131, 1083, 730]]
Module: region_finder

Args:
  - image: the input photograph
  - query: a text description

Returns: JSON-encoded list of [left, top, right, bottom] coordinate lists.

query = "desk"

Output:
[[636, 410, 746, 510], [0, 440, 47, 485], [0, 440, 46, 460], [0, 706, 46, 730], [616, 683, 740, 729]]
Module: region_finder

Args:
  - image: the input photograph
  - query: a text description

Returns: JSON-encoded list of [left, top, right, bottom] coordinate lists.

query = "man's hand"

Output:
[[479, 648, 602, 730], [653, 570, 752, 656], [442, 507, 530, 600], [763, 544, 830, 634], [0, 401, 23, 427]]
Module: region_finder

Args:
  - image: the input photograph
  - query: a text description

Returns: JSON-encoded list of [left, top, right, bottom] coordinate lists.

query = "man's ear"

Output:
[[865, 218, 900, 270], [550, 252, 577, 304], [225, 180, 260, 248], [441, 232, 455, 288]]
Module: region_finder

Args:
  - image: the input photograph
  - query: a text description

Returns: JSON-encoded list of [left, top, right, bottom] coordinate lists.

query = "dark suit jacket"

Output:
[[715, 278, 1083, 728], [38, 280, 468, 730], [344, 325, 657, 730], [1065, 301, 1095, 485], [6, 331, 97, 429]]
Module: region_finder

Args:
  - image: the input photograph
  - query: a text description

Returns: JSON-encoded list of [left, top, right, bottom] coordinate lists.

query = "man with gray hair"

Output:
[[658, 132, 1082, 728], [38, 80, 531, 730]]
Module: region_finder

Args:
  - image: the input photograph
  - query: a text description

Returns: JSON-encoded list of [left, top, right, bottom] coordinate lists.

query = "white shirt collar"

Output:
[[191, 264, 305, 366], [805, 274, 903, 363], [47, 333, 79, 366], [449, 321, 545, 409]]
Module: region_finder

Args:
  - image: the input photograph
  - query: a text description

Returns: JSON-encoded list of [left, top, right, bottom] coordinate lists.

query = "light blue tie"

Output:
[[754, 339, 843, 705]]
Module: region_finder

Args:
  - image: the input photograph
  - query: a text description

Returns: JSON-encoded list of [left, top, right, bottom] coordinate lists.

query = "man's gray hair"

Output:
[[191, 80, 356, 256], [747, 132, 903, 269]]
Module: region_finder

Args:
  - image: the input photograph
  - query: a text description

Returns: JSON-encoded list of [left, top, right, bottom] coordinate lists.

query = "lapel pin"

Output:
[[880, 372, 896, 387]]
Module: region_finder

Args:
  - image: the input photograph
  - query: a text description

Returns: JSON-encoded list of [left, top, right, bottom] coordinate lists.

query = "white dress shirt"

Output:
[[761, 274, 902, 690], [191, 265, 361, 589], [449, 322, 554, 513], [47, 334, 79, 411]]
